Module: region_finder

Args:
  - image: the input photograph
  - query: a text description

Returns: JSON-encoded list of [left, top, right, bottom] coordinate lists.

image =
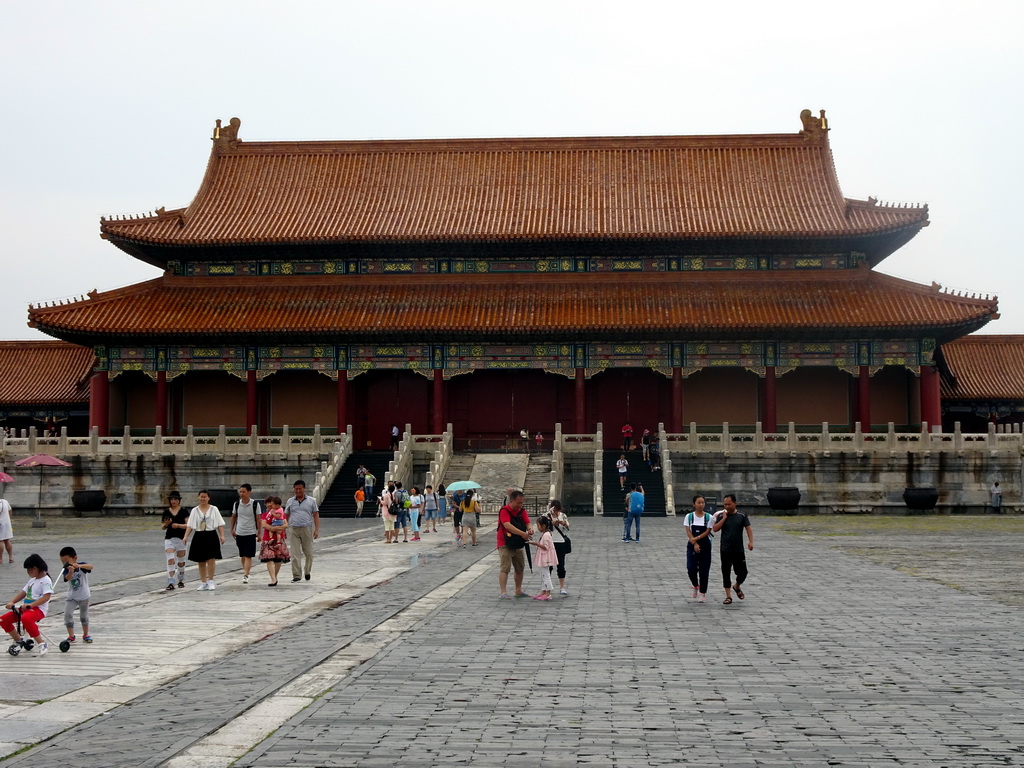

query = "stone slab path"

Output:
[[1, 516, 1022, 767]]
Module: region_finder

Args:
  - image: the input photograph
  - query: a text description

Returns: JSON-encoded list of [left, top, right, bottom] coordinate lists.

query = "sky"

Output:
[[1, 0, 1022, 339]]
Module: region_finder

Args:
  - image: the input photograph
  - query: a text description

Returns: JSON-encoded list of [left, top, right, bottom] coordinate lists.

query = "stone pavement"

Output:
[[1, 515, 1023, 767]]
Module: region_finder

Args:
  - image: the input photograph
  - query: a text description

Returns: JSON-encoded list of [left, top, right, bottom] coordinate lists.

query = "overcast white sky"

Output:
[[1, 1, 1021, 339]]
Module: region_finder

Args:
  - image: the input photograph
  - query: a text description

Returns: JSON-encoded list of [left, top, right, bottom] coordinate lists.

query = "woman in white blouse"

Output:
[[183, 490, 226, 591]]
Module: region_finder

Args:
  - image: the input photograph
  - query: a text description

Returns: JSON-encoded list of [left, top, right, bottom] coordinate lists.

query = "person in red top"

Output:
[[621, 423, 634, 452], [496, 490, 533, 599]]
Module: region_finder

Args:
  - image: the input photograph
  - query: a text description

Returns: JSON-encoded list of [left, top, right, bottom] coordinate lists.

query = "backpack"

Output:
[[391, 489, 406, 516], [502, 505, 528, 549]]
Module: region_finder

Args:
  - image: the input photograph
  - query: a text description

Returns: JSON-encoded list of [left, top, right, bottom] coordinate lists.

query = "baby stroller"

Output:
[[6, 605, 68, 655]]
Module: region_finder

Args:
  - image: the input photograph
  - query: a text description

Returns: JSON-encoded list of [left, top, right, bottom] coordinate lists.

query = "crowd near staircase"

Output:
[[602, 449, 666, 517], [319, 450, 392, 518]]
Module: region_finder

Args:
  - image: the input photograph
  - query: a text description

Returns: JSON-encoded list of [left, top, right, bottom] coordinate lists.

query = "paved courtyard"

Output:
[[0, 514, 1022, 767]]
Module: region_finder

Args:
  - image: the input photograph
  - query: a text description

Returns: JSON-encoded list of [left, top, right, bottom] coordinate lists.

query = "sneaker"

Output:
[[177, 581, 185, 589], [165, 584, 176, 591], [292, 577, 301, 582], [560, 589, 569, 596], [83, 636, 93, 643], [67, 636, 76, 643], [692, 587, 699, 598], [697, 595, 705, 603], [242, 574, 250, 584], [304, 574, 311, 581], [207, 582, 216, 591], [622, 537, 629, 543], [197, 582, 209, 591], [36, 642, 48, 656]]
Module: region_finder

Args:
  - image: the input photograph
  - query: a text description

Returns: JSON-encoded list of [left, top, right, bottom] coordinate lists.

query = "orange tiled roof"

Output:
[[100, 125, 928, 250], [941, 335, 1024, 400], [29, 269, 996, 343], [0, 341, 93, 404]]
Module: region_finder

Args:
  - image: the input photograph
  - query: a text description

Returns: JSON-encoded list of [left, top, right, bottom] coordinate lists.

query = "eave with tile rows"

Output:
[[28, 270, 995, 363], [99, 128, 928, 269]]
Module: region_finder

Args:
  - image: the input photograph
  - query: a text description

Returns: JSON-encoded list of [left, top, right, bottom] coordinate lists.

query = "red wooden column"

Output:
[[762, 366, 777, 434], [246, 370, 258, 432], [155, 371, 168, 432], [89, 371, 109, 437], [857, 365, 872, 430], [671, 367, 683, 432], [919, 364, 942, 428], [574, 368, 586, 434], [336, 373, 348, 435], [432, 369, 444, 434]]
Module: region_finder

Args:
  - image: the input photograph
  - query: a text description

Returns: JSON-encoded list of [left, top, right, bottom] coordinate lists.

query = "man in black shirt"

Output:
[[712, 493, 754, 604]]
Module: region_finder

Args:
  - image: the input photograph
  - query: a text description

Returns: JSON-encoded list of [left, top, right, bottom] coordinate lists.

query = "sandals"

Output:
[[723, 597, 733, 604], [733, 583, 745, 600]]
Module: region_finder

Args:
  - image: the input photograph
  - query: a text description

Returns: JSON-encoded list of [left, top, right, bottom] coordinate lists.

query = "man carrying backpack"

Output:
[[623, 483, 644, 543], [497, 490, 533, 599]]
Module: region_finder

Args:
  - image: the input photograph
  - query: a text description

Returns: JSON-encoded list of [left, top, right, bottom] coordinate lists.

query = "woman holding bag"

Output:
[[548, 500, 572, 596]]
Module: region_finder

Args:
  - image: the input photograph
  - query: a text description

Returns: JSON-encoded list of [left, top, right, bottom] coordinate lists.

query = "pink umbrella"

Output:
[[13, 454, 71, 528], [0, 472, 14, 483], [14, 454, 72, 468]]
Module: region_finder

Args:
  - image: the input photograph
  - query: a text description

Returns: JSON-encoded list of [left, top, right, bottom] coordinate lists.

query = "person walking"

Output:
[[0, 495, 13, 561], [378, 483, 397, 544], [353, 487, 365, 517], [183, 490, 226, 591], [59, 546, 93, 643], [616, 453, 629, 490], [230, 484, 264, 585], [621, 423, 634, 452], [548, 500, 572, 596], [460, 489, 480, 546], [393, 482, 410, 542], [497, 490, 533, 599], [390, 425, 400, 451], [284, 480, 320, 582], [0, 496, 15, 564], [528, 516, 557, 600], [623, 482, 644, 542], [161, 490, 188, 589], [408, 486, 423, 541], [258, 496, 289, 586], [684, 495, 714, 603], [423, 485, 440, 533], [363, 471, 376, 503], [712, 493, 754, 604]]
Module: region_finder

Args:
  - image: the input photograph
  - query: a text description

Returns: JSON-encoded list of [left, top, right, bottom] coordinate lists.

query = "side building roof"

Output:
[[100, 113, 928, 265], [28, 269, 996, 345], [0, 341, 94, 405], [941, 335, 1024, 400]]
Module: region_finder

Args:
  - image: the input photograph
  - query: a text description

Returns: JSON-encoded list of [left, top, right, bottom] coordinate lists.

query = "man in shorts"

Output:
[[231, 484, 264, 584], [497, 490, 533, 599]]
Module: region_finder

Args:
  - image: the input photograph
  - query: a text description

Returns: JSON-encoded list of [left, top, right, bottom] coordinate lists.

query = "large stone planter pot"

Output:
[[72, 490, 107, 515], [766, 487, 801, 513], [903, 487, 939, 512]]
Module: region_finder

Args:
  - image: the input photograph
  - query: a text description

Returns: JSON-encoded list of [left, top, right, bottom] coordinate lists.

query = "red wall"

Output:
[[447, 370, 572, 441], [351, 371, 431, 449], [589, 368, 670, 444]]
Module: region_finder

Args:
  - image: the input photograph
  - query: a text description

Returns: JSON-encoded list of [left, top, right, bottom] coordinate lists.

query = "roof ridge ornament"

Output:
[[213, 117, 241, 151], [799, 109, 829, 142]]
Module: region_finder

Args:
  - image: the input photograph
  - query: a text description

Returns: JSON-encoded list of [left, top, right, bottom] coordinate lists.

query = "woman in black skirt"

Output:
[[183, 490, 226, 592]]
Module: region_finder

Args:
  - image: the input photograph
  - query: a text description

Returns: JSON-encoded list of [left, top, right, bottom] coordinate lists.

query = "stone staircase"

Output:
[[521, 453, 552, 515], [440, 454, 476, 490]]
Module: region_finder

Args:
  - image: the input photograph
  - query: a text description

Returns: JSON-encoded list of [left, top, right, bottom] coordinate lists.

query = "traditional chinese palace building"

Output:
[[25, 112, 999, 447]]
